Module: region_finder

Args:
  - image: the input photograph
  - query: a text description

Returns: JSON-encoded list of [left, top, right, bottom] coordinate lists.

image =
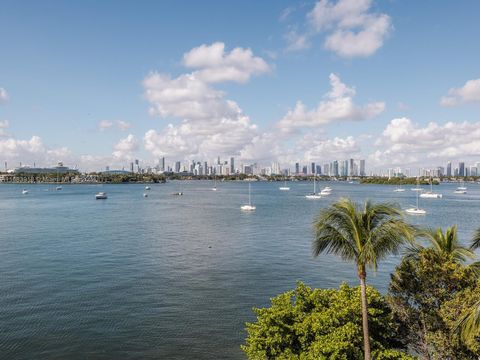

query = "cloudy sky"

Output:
[[1, 0, 480, 172]]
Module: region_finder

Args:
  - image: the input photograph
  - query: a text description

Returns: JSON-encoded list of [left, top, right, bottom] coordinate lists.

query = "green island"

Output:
[[242, 198, 480, 360]]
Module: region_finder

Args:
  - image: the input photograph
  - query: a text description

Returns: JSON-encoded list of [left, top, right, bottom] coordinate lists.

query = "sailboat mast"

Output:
[[248, 183, 251, 205]]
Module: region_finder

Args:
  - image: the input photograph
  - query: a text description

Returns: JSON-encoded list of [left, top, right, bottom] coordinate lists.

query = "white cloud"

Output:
[[372, 117, 480, 166], [98, 120, 114, 131], [142, 43, 270, 160], [112, 134, 139, 160], [117, 120, 132, 131], [298, 134, 360, 161], [182, 42, 271, 83], [440, 78, 480, 107], [277, 73, 385, 132], [286, 0, 391, 57], [0, 135, 72, 167], [0, 88, 9, 104], [98, 120, 132, 131]]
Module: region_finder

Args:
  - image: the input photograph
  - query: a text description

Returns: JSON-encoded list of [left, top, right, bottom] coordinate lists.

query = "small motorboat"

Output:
[[56, 186, 62, 191], [172, 192, 183, 196], [240, 204, 256, 211], [145, 186, 151, 190], [320, 187, 332, 195], [22, 189, 29, 195], [454, 189, 467, 194], [279, 186, 290, 191], [95, 192, 107, 199], [143, 193, 148, 197]]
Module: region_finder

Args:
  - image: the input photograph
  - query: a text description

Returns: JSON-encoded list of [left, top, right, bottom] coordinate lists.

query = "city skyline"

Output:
[[1, 1, 480, 172]]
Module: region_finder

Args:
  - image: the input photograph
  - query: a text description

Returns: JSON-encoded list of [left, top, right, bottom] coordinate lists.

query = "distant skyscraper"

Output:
[[302, 166, 308, 175], [446, 161, 452, 177], [333, 161, 339, 177], [343, 160, 349, 177], [160, 157, 165, 172], [316, 165, 321, 176], [359, 160, 366, 176], [349, 159, 354, 176], [230, 157, 235, 174], [175, 161, 181, 173], [130, 162, 134, 173], [295, 162, 300, 174], [459, 162, 465, 177], [311, 162, 316, 174]]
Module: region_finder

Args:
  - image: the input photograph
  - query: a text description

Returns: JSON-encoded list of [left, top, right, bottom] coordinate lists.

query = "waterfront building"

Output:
[[13, 162, 79, 174]]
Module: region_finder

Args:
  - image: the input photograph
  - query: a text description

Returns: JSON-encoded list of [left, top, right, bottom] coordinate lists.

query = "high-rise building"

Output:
[[295, 162, 300, 174], [459, 162, 465, 177], [349, 159, 354, 176], [311, 162, 316, 175], [302, 166, 308, 175], [130, 162, 134, 173], [359, 160, 366, 176], [333, 161, 339, 177], [175, 161, 181, 173], [343, 160, 349, 177], [316, 165, 321, 176], [160, 157, 165, 172], [230, 157, 235, 174], [446, 161, 452, 177]]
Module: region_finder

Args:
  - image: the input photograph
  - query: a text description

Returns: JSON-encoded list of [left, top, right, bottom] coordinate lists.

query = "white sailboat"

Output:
[[22, 189, 29, 195], [305, 173, 321, 199], [241, 182, 256, 211], [406, 189, 426, 215], [393, 185, 405, 192], [455, 181, 467, 193], [212, 175, 218, 191], [420, 178, 442, 198], [279, 177, 290, 191]]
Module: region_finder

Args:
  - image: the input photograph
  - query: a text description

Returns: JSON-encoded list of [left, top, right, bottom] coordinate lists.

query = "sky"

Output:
[[1, 0, 480, 172]]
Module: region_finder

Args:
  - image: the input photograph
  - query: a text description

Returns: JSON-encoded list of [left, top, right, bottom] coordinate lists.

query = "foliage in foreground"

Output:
[[388, 248, 478, 359], [242, 282, 415, 359]]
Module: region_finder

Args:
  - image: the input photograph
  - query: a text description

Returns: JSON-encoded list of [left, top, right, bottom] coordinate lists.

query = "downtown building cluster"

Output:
[[386, 160, 480, 178], [126, 157, 367, 177]]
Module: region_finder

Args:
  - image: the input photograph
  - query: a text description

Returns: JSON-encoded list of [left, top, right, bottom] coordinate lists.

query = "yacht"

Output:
[[420, 179, 442, 198], [212, 175, 217, 191], [241, 182, 256, 211], [305, 174, 321, 199], [22, 189, 29, 195], [95, 192, 107, 199], [454, 188, 467, 194], [406, 189, 426, 215]]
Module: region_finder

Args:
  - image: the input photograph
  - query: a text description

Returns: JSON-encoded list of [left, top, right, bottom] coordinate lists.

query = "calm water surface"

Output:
[[1, 181, 479, 359]]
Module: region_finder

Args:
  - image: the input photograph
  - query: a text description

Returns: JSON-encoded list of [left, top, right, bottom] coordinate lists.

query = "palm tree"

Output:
[[405, 225, 475, 263], [313, 198, 415, 360]]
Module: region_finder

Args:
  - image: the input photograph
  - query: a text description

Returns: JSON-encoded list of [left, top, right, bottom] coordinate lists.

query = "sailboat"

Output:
[[279, 177, 290, 191], [305, 173, 321, 199], [406, 188, 426, 215], [241, 182, 256, 211], [212, 175, 218, 191], [55, 169, 62, 190], [393, 185, 405, 192], [454, 181, 467, 194], [420, 178, 442, 198]]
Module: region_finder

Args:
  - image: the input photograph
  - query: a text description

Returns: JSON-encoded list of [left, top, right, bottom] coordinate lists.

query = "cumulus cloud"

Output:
[[98, 120, 114, 131], [285, 0, 391, 57], [0, 87, 9, 104], [440, 78, 480, 107], [0, 135, 72, 167], [277, 73, 385, 132], [112, 134, 139, 160], [142, 42, 269, 160], [182, 42, 271, 83], [299, 134, 360, 161], [117, 120, 132, 131], [372, 117, 480, 166], [284, 30, 311, 52]]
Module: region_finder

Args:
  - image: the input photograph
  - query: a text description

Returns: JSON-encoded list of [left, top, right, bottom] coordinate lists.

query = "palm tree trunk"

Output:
[[359, 266, 371, 360]]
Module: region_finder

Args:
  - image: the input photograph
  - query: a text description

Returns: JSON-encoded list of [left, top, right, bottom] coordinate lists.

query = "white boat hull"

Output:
[[405, 208, 426, 215], [305, 194, 322, 199], [241, 205, 256, 211], [419, 193, 442, 198], [279, 187, 290, 191], [454, 190, 466, 194], [393, 189, 405, 192]]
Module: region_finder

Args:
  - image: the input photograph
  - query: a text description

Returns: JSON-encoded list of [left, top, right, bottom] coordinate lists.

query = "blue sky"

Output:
[[1, 0, 480, 172]]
